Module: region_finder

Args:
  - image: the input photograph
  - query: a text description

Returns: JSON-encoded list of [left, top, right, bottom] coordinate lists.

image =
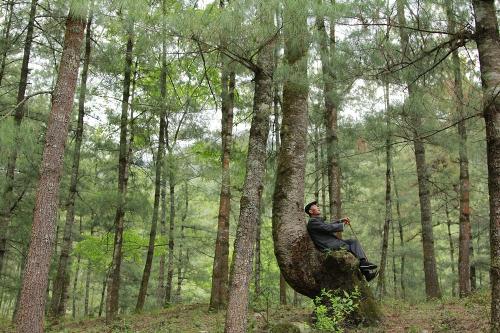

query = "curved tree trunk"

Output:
[[470, 1, 500, 331], [49, 15, 92, 319], [15, 13, 86, 333], [272, 0, 380, 325]]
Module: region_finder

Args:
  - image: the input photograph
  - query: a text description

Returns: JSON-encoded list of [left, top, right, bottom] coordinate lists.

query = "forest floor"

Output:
[[0, 291, 490, 332]]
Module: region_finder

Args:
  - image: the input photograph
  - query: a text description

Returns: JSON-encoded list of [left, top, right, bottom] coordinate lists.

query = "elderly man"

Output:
[[305, 201, 378, 281]]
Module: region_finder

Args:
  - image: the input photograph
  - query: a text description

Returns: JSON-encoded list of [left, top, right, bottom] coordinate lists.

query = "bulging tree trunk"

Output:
[[272, 0, 380, 325], [15, 13, 86, 333], [470, 1, 500, 331]]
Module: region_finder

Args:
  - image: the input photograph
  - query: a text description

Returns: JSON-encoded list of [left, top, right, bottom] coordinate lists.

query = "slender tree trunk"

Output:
[[445, 199, 456, 297], [317, 6, 341, 219], [15, 13, 86, 333], [157, 145, 168, 306], [279, 273, 287, 305], [391, 207, 397, 297], [0, 0, 38, 276], [445, 0, 472, 298], [377, 79, 392, 298], [50, 16, 92, 319], [98, 273, 106, 317], [210, 65, 235, 310], [165, 149, 176, 305], [135, 21, 167, 310], [224, 19, 274, 332], [470, 2, 500, 330], [106, 23, 134, 323], [175, 183, 188, 301], [0, 0, 15, 87], [72, 221, 82, 319], [84, 227, 93, 317], [254, 204, 262, 296], [396, 0, 441, 299], [392, 165, 405, 299]]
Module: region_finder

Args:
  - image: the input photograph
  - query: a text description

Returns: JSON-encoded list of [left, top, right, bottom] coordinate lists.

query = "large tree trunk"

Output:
[[135, 9, 168, 309], [445, 0, 472, 298], [15, 14, 86, 333], [209, 65, 235, 310], [0, 0, 38, 276], [272, 0, 380, 324], [49, 15, 92, 319], [470, 1, 500, 331], [0, 0, 15, 87], [377, 80, 392, 298], [106, 23, 134, 323], [223, 20, 274, 333], [396, 0, 441, 299]]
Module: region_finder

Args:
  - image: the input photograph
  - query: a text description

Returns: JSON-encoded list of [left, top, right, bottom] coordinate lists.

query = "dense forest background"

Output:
[[0, 0, 498, 332]]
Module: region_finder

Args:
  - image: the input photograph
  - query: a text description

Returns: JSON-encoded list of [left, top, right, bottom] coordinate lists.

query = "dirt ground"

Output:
[[0, 292, 490, 332]]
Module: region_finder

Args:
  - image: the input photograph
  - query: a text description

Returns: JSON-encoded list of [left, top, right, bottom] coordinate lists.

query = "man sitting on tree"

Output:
[[305, 201, 378, 281]]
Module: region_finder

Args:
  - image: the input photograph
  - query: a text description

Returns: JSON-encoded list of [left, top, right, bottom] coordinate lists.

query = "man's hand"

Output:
[[341, 217, 350, 225]]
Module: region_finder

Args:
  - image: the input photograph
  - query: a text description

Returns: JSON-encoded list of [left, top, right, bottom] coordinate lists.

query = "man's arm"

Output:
[[307, 219, 344, 234]]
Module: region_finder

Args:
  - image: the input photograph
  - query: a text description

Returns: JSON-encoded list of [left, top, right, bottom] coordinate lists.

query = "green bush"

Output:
[[313, 288, 360, 333]]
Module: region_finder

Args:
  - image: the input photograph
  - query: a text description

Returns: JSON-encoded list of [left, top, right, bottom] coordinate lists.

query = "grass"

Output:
[[0, 291, 490, 332]]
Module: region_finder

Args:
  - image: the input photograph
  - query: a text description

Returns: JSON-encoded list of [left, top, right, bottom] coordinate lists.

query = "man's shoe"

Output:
[[363, 269, 378, 282], [359, 260, 378, 269]]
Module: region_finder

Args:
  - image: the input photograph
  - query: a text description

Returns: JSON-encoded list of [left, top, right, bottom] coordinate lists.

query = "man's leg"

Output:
[[344, 239, 377, 269]]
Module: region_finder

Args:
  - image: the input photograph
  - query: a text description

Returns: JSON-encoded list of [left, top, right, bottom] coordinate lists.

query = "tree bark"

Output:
[[0, 0, 15, 87], [224, 18, 274, 332], [272, 0, 380, 324], [135, 8, 167, 308], [445, 0, 472, 298], [0, 0, 38, 276], [106, 22, 134, 323], [279, 273, 287, 305], [317, 5, 341, 219], [444, 199, 456, 297], [392, 165, 405, 299], [396, 0, 441, 299], [165, 149, 176, 305], [470, 2, 500, 331], [377, 80, 392, 298], [157, 142, 168, 306], [49, 15, 92, 319], [254, 202, 262, 296], [15, 14, 86, 333], [175, 184, 188, 301], [209, 65, 235, 310]]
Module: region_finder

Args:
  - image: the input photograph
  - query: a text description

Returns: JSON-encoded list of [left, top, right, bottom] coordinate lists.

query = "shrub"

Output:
[[313, 288, 360, 333]]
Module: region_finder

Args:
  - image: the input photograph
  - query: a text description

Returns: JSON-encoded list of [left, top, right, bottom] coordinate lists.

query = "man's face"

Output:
[[309, 204, 321, 216]]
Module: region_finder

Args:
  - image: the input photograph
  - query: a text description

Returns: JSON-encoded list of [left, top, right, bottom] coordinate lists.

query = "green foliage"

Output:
[[313, 288, 361, 333]]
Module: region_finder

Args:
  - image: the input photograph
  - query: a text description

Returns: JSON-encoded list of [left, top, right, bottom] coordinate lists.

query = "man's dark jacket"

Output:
[[307, 216, 345, 251]]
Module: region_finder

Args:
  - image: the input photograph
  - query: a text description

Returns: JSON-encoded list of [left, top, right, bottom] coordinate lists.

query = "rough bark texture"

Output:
[[135, 16, 167, 310], [470, 1, 500, 331], [377, 81, 392, 298], [209, 66, 235, 310], [15, 14, 85, 333], [254, 205, 262, 296], [106, 24, 134, 322], [157, 142, 168, 306], [224, 28, 274, 333], [272, 0, 380, 325], [49, 16, 92, 319], [0, 0, 38, 276], [396, 0, 441, 299]]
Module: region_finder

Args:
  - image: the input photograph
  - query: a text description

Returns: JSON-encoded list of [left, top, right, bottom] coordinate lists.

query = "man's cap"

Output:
[[304, 201, 318, 214]]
